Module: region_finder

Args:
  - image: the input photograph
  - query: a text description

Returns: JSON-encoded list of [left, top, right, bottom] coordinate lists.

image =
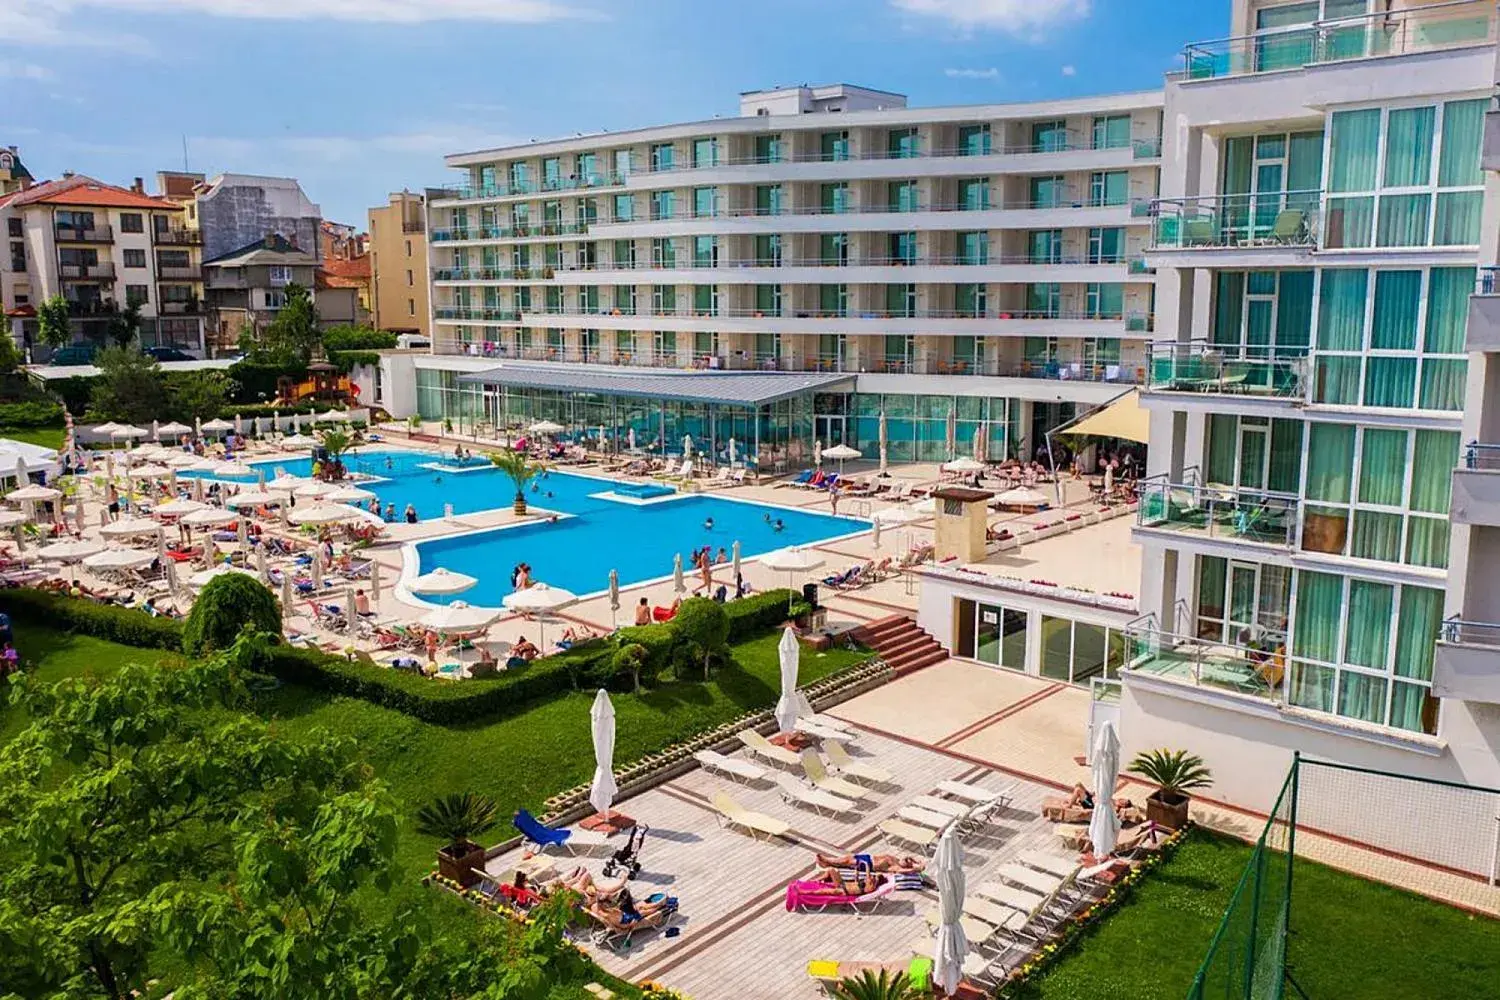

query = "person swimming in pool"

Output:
[[703, 517, 714, 531], [772, 518, 784, 532], [385, 456, 394, 471]]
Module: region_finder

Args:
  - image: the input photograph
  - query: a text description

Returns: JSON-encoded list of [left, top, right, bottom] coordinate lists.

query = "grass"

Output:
[[0, 423, 66, 450], [4, 624, 872, 945], [1015, 830, 1500, 1000]]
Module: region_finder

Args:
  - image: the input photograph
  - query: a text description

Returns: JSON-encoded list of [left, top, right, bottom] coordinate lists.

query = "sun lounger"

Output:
[[785, 876, 896, 913], [897, 804, 954, 830], [780, 470, 814, 489], [975, 879, 1047, 914], [935, 778, 999, 804], [922, 908, 1013, 953], [586, 901, 674, 951], [997, 862, 1070, 898], [878, 817, 939, 852], [694, 749, 768, 785], [776, 773, 856, 816], [1018, 850, 1078, 879], [800, 712, 853, 735], [823, 740, 891, 784], [910, 794, 968, 820], [712, 791, 790, 841], [513, 808, 611, 856], [963, 894, 1031, 931], [737, 728, 800, 768], [795, 719, 853, 742], [799, 749, 871, 801]]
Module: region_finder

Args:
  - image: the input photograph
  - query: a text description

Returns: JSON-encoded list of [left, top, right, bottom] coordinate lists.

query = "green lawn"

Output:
[[0, 423, 66, 450], [1014, 831, 1500, 1000], [4, 624, 871, 943]]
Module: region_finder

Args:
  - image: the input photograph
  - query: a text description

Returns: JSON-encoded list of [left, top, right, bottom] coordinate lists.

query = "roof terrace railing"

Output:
[[1182, 0, 1497, 80]]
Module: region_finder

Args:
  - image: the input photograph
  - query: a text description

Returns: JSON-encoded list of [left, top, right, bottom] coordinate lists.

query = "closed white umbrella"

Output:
[[932, 824, 968, 997], [1104, 461, 1115, 497], [38, 537, 104, 561], [311, 556, 323, 589], [194, 416, 202, 439], [237, 515, 248, 546], [731, 539, 741, 579], [608, 568, 619, 626], [728, 437, 736, 466], [1089, 720, 1122, 858], [82, 547, 155, 571], [100, 516, 161, 539], [409, 566, 477, 595], [181, 507, 236, 529], [501, 583, 578, 649], [256, 545, 269, 581], [627, 427, 636, 451], [345, 585, 359, 636], [420, 600, 501, 631], [682, 434, 692, 460], [973, 425, 985, 464], [589, 688, 618, 818], [872, 518, 882, 548], [760, 546, 824, 612], [945, 408, 956, 460], [672, 552, 685, 594], [369, 561, 382, 599], [191, 478, 205, 503], [234, 413, 244, 436], [878, 411, 889, 474], [813, 438, 822, 467], [280, 566, 294, 607], [288, 503, 360, 526], [774, 625, 800, 734]]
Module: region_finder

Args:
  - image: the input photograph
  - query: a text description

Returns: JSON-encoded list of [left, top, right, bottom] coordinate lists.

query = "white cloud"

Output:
[[1061, 64, 1077, 76], [944, 67, 1000, 80], [13, 0, 587, 25], [0, 59, 53, 80], [892, 0, 1091, 36]]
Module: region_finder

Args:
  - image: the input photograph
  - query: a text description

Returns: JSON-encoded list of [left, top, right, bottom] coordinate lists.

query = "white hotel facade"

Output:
[[380, 0, 1500, 813]]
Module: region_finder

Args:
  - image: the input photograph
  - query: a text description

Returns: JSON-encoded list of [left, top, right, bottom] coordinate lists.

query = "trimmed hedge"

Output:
[[0, 400, 64, 428], [1, 587, 813, 725]]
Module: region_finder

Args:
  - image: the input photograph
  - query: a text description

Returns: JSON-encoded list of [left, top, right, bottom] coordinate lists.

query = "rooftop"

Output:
[[457, 362, 854, 406], [5, 174, 179, 211]]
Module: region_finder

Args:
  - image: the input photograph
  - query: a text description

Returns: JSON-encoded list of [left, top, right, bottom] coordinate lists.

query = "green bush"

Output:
[[613, 623, 675, 677], [672, 598, 730, 678], [725, 589, 807, 641], [0, 588, 186, 650], [182, 573, 283, 655], [329, 350, 382, 372], [48, 376, 96, 415], [225, 360, 307, 403], [0, 399, 64, 428], [321, 326, 397, 352]]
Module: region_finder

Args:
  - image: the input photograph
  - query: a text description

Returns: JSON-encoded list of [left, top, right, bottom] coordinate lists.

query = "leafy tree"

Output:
[[107, 298, 143, 348], [167, 370, 231, 422], [612, 641, 650, 693], [260, 282, 320, 362], [321, 325, 397, 352], [488, 449, 544, 515], [37, 294, 72, 348], [87, 344, 166, 423], [0, 331, 24, 374], [672, 597, 729, 679], [182, 572, 282, 655], [0, 638, 403, 1000]]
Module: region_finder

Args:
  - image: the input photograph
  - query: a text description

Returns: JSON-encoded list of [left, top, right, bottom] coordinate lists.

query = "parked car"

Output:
[[48, 344, 98, 366], [143, 346, 197, 362]]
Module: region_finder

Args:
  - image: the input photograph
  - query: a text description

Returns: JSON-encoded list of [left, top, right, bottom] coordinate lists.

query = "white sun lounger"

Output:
[[897, 804, 956, 830], [824, 740, 893, 785], [799, 749, 871, 801], [998, 863, 1069, 898], [962, 894, 1031, 931], [910, 794, 968, 819], [975, 879, 1047, 914], [694, 749, 768, 785], [935, 778, 1004, 804], [796, 719, 853, 742], [737, 729, 800, 767], [802, 712, 853, 733], [775, 772, 856, 816], [1018, 850, 1078, 879], [712, 791, 791, 841], [879, 817, 939, 851]]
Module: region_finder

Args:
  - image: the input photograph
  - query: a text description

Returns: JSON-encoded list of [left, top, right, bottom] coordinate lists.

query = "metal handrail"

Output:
[[1463, 442, 1500, 470], [1441, 615, 1500, 646]]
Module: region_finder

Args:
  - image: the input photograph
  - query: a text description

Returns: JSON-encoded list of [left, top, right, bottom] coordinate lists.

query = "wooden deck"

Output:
[[485, 725, 1072, 1000]]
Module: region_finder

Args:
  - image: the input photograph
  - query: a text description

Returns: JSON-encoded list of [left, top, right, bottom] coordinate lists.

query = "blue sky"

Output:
[[0, 0, 1226, 226]]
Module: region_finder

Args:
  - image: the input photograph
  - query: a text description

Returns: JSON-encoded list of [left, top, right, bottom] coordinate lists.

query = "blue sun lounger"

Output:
[[513, 808, 611, 855]]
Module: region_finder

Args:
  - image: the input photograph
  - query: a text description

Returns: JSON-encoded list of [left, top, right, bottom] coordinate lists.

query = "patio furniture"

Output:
[[996, 862, 1071, 899], [737, 728, 800, 767], [800, 749, 871, 801], [910, 794, 968, 820], [513, 808, 611, 856], [974, 879, 1046, 914], [796, 718, 855, 742], [878, 817, 939, 852], [785, 876, 897, 913], [823, 740, 891, 784], [586, 900, 675, 951], [1017, 850, 1079, 880], [711, 791, 790, 841], [775, 772, 856, 817], [897, 804, 955, 830], [694, 749, 768, 785]]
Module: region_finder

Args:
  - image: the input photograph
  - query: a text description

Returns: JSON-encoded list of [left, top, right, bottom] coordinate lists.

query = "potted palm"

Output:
[[317, 429, 352, 480], [830, 969, 926, 1000], [416, 792, 499, 887], [1127, 748, 1212, 831], [488, 449, 543, 515]]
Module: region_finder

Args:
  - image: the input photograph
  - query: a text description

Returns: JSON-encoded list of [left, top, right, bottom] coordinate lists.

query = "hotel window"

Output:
[[614, 240, 636, 268], [546, 328, 564, 353], [406, 269, 413, 286], [693, 284, 718, 316], [1312, 267, 1470, 411], [543, 200, 562, 227], [952, 335, 983, 369], [1028, 229, 1064, 264], [755, 332, 780, 359], [408, 299, 415, 316], [887, 127, 919, 159], [692, 186, 717, 218], [884, 334, 913, 368], [510, 203, 529, 230], [819, 283, 848, 317], [693, 331, 719, 359], [577, 241, 597, 269], [1083, 337, 1122, 369], [958, 231, 988, 265], [477, 165, 496, 195], [268, 265, 292, 286], [820, 182, 850, 214], [544, 287, 563, 314], [650, 142, 674, 172], [1086, 282, 1124, 319], [692, 235, 718, 268], [1029, 175, 1067, 208], [580, 286, 601, 314], [264, 289, 286, 309], [1211, 269, 1314, 357], [1204, 415, 1305, 492], [958, 124, 991, 157], [1024, 336, 1058, 363], [819, 233, 848, 266], [969, 601, 1029, 670], [653, 330, 676, 359], [508, 161, 529, 192], [754, 184, 783, 216], [613, 149, 632, 179], [614, 285, 636, 315], [889, 232, 917, 265], [7, 218, 20, 237], [754, 234, 782, 267], [542, 157, 562, 190], [578, 151, 599, 185], [885, 283, 916, 318], [119, 212, 143, 233], [1026, 283, 1061, 318], [692, 137, 718, 168], [1219, 130, 1324, 239], [958, 178, 989, 211], [754, 134, 782, 164], [543, 243, 561, 269], [754, 284, 782, 317], [405, 239, 412, 256], [578, 198, 598, 226], [1288, 569, 1441, 733], [1088, 170, 1128, 207], [887, 180, 919, 213], [1087, 227, 1124, 263], [125, 284, 148, 306], [955, 283, 986, 318], [652, 284, 675, 314], [122, 248, 145, 268], [650, 190, 675, 221], [1031, 120, 1069, 152], [651, 237, 676, 268], [1092, 114, 1131, 150], [820, 130, 849, 162], [1325, 99, 1486, 249]]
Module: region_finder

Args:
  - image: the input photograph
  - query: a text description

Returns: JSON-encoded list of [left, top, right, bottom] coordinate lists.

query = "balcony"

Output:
[[1485, 105, 1500, 173], [1124, 612, 1284, 705], [59, 262, 116, 280], [1145, 192, 1319, 267], [1450, 442, 1500, 528], [1135, 476, 1299, 555], [152, 228, 202, 246], [157, 265, 202, 281], [159, 300, 201, 315], [65, 299, 113, 317], [1468, 267, 1500, 352], [1181, 1, 1496, 81], [1433, 617, 1500, 704], [1143, 341, 1306, 412], [55, 223, 113, 243], [434, 307, 522, 322], [430, 222, 591, 242]]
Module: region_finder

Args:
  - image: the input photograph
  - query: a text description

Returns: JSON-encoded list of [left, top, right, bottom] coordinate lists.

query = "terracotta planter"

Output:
[[513, 494, 528, 516], [436, 841, 486, 887], [1146, 789, 1191, 831]]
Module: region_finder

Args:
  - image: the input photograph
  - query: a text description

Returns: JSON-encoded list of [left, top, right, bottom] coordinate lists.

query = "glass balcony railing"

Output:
[[1182, 1, 1496, 80], [1124, 616, 1286, 703], [1145, 341, 1307, 399], [1148, 192, 1320, 250], [1136, 476, 1299, 548]]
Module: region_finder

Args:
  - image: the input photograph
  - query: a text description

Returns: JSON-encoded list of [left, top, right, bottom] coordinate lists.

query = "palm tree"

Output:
[[829, 970, 925, 1000], [415, 792, 499, 886], [488, 449, 543, 515], [318, 429, 352, 480]]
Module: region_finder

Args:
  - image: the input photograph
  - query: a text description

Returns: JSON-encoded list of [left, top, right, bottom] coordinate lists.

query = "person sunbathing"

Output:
[[1042, 783, 1136, 823], [511, 636, 540, 661], [545, 866, 627, 903], [590, 888, 671, 927], [815, 852, 925, 875], [810, 865, 881, 896]]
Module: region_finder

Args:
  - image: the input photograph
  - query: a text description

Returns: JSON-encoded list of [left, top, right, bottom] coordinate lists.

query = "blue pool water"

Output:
[[189, 448, 866, 603]]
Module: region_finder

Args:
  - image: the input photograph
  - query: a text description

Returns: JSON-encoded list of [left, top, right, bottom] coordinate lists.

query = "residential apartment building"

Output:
[[194, 173, 322, 264], [0, 173, 205, 356], [1120, 0, 1500, 809], [368, 191, 429, 337], [0, 145, 36, 330], [382, 84, 1164, 464], [202, 234, 319, 345]]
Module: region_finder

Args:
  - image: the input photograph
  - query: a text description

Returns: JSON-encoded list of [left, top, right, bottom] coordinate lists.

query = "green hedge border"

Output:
[[0, 587, 808, 725]]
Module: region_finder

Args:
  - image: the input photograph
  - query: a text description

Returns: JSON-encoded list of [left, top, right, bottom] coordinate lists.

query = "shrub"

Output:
[[226, 360, 307, 403], [724, 589, 807, 641], [182, 573, 283, 656], [0, 399, 64, 428], [672, 598, 729, 679], [0, 588, 186, 650], [611, 643, 648, 693], [321, 326, 398, 352], [614, 623, 675, 677]]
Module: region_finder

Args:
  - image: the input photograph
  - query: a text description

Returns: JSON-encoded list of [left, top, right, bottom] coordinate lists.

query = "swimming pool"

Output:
[[190, 448, 867, 603]]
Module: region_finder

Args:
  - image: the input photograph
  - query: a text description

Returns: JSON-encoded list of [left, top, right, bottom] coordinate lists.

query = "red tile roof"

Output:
[[8, 174, 179, 211], [320, 255, 371, 280]]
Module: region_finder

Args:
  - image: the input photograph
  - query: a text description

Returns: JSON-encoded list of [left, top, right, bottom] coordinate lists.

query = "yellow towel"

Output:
[[806, 960, 840, 980]]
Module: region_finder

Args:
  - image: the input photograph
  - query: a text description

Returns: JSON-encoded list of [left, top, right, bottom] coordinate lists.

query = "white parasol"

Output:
[[420, 600, 501, 631], [409, 566, 477, 595], [82, 547, 156, 571], [287, 503, 360, 526]]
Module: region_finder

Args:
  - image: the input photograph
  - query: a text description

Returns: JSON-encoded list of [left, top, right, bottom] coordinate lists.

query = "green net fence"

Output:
[[1186, 763, 1296, 1000]]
